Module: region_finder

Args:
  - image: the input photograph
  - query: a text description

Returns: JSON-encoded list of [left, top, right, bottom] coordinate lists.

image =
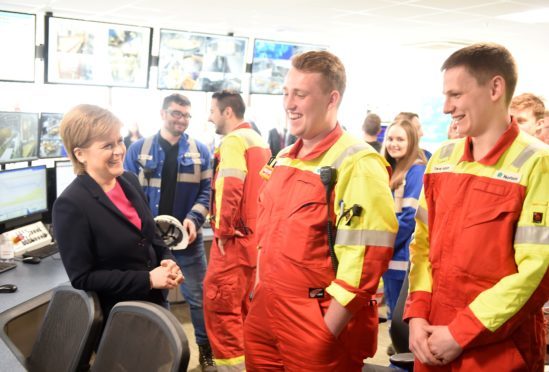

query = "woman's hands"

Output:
[[149, 259, 185, 289]]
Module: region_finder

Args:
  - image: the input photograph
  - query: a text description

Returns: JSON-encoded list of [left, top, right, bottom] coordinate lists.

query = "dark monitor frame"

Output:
[[38, 112, 65, 159], [44, 15, 153, 88], [0, 111, 40, 165], [250, 38, 326, 95], [0, 164, 47, 232], [157, 28, 248, 92], [0, 10, 36, 83]]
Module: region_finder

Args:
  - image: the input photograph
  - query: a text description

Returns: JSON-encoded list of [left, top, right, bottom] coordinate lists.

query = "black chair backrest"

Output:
[[27, 285, 103, 372], [389, 270, 410, 353], [91, 301, 190, 372]]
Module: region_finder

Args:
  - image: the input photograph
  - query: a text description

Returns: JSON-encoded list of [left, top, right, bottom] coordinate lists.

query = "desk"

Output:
[[0, 254, 68, 370]]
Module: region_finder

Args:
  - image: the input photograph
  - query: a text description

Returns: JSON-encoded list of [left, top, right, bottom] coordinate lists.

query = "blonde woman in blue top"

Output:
[[382, 119, 427, 321]]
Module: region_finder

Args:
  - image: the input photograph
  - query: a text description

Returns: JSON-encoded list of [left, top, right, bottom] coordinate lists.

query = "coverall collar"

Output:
[[287, 123, 342, 160], [233, 122, 251, 131], [460, 118, 519, 166]]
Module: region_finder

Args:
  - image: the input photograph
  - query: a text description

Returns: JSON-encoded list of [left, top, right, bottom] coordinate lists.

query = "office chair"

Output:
[[387, 271, 414, 370], [26, 285, 103, 372], [91, 301, 190, 372], [363, 270, 414, 372]]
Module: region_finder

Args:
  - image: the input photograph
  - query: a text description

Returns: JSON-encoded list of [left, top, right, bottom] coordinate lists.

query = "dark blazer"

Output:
[[52, 171, 174, 317], [267, 128, 284, 156]]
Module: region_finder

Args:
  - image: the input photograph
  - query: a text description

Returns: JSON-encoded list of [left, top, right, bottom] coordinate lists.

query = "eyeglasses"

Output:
[[167, 110, 192, 120]]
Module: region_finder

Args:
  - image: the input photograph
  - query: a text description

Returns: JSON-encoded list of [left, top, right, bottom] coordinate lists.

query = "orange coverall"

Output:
[[404, 122, 549, 371], [203, 122, 271, 371], [244, 125, 398, 371]]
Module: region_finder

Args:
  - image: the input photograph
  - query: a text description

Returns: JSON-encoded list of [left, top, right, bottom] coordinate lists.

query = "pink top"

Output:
[[106, 180, 142, 231]]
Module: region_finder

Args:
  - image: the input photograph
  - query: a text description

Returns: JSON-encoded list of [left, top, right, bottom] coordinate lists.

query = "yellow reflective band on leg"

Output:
[[215, 355, 245, 371]]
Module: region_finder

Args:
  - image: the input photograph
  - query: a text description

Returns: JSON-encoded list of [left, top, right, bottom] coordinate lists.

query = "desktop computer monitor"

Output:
[[55, 160, 75, 198], [0, 165, 47, 232]]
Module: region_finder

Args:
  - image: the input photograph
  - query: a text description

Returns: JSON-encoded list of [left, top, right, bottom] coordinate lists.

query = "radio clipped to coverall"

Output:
[[319, 166, 339, 273], [319, 166, 363, 274]]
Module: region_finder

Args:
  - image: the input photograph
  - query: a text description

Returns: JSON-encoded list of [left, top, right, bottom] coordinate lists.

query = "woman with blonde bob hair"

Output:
[[53, 104, 183, 319], [381, 119, 427, 324]]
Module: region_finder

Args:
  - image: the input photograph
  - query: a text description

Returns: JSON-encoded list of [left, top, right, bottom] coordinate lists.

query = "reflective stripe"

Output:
[[335, 229, 396, 247], [218, 168, 246, 181], [191, 203, 208, 217], [512, 144, 538, 168], [330, 143, 369, 169], [416, 206, 428, 225], [178, 173, 200, 183], [201, 169, 212, 179], [215, 355, 245, 370], [515, 226, 549, 245], [388, 260, 409, 271], [139, 135, 154, 168], [402, 197, 419, 210], [439, 142, 455, 159], [139, 176, 161, 188]]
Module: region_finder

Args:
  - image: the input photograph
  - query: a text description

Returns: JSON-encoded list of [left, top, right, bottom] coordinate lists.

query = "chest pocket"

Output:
[[455, 179, 522, 281], [280, 173, 331, 268], [178, 156, 202, 183]]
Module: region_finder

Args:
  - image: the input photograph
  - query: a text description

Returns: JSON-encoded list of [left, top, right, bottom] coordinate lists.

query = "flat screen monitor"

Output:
[[0, 10, 36, 82], [251, 39, 325, 94], [158, 29, 248, 91], [0, 165, 47, 228], [0, 111, 39, 164], [39, 112, 66, 158], [45, 16, 152, 88], [55, 160, 75, 197]]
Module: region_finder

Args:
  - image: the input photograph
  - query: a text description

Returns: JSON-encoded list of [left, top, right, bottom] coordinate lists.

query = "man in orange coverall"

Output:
[[204, 90, 271, 371], [405, 43, 549, 371], [243, 50, 398, 371]]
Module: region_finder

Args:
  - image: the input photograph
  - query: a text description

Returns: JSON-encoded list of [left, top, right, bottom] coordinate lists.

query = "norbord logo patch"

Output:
[[494, 170, 521, 183]]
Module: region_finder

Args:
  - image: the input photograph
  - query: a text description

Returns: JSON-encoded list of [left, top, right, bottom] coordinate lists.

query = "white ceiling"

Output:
[[1, 0, 549, 49]]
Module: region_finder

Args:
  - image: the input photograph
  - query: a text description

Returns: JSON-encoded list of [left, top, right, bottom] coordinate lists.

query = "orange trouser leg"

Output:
[[244, 284, 364, 372], [204, 262, 254, 369]]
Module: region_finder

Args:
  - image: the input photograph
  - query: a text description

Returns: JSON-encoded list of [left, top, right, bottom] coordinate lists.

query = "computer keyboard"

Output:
[[23, 242, 59, 259], [0, 261, 17, 274]]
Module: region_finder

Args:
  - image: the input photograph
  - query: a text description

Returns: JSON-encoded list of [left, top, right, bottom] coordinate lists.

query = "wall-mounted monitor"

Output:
[[0, 165, 47, 230], [45, 16, 152, 88], [0, 111, 39, 164], [0, 10, 36, 83], [158, 29, 248, 92], [251, 39, 325, 94], [54, 160, 75, 198], [38, 112, 65, 158]]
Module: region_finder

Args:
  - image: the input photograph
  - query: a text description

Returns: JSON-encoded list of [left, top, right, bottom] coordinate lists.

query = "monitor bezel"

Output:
[[38, 112, 65, 159], [44, 15, 153, 88], [0, 164, 48, 227], [157, 28, 249, 92], [0, 10, 36, 83], [0, 111, 40, 165]]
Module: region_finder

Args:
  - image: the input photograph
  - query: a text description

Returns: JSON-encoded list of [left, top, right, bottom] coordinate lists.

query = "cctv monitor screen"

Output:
[[38, 112, 65, 158], [158, 29, 248, 91], [0, 165, 47, 225], [0, 111, 39, 164], [0, 10, 36, 82]]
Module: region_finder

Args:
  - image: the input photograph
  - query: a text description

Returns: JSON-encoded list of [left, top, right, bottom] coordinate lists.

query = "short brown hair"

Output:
[[441, 43, 517, 105], [212, 90, 246, 119], [394, 112, 419, 122], [362, 113, 381, 135], [291, 50, 346, 101], [162, 93, 191, 110], [60, 104, 123, 175], [510, 93, 545, 121]]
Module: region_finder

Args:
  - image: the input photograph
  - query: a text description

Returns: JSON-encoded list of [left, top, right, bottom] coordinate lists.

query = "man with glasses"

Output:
[[125, 94, 216, 371]]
